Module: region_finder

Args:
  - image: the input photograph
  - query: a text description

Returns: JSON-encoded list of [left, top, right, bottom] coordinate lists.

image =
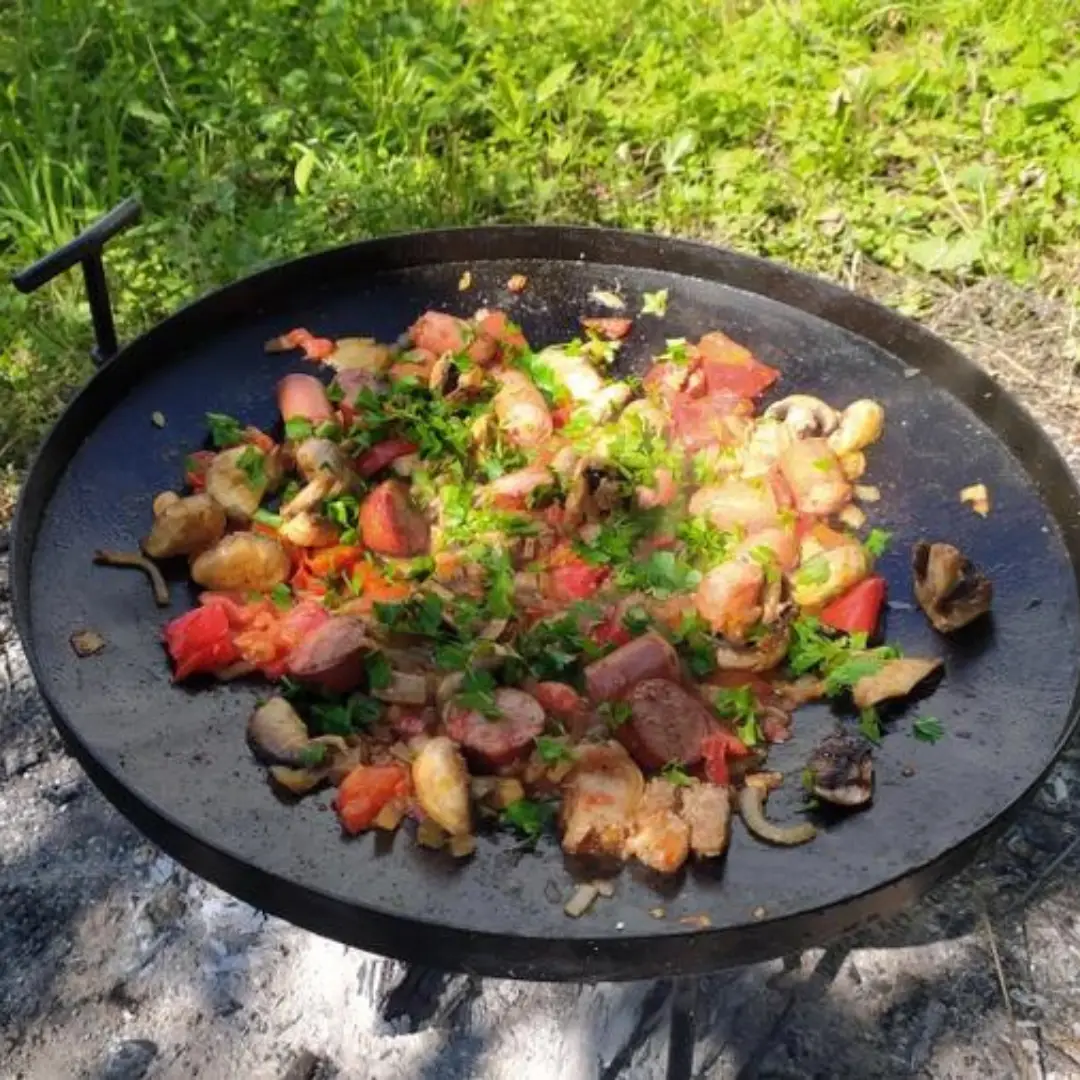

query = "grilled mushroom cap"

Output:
[[912, 541, 993, 633], [806, 731, 874, 808]]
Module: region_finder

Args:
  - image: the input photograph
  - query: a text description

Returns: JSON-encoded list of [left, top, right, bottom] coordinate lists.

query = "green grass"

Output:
[[2, 0, 1079, 478]]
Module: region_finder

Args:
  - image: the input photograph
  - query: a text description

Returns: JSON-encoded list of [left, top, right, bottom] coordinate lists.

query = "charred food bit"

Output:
[[93, 550, 170, 606], [70, 629, 106, 657], [806, 731, 874, 808], [851, 656, 944, 710], [959, 482, 991, 517], [912, 541, 993, 633]]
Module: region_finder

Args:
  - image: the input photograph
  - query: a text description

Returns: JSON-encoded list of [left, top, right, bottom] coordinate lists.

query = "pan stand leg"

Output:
[[666, 976, 699, 1080]]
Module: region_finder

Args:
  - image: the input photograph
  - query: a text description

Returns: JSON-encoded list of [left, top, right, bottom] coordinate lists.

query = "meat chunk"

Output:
[[778, 437, 851, 516], [559, 742, 644, 858], [359, 480, 430, 557], [694, 560, 765, 642], [445, 687, 545, 770], [285, 616, 373, 694], [624, 778, 690, 873], [689, 478, 780, 534], [583, 631, 680, 703], [493, 369, 553, 448], [618, 679, 713, 770], [678, 782, 731, 857]]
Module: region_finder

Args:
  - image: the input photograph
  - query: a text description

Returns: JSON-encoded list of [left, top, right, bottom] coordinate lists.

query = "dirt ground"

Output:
[[2, 273, 1080, 1079]]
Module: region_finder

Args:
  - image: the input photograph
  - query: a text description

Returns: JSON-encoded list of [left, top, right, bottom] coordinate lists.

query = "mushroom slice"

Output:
[[714, 620, 790, 672], [372, 670, 431, 706], [764, 395, 839, 438], [806, 731, 874, 808], [205, 445, 270, 523], [912, 541, 993, 633], [738, 783, 816, 846], [851, 656, 943, 710], [144, 493, 226, 558], [247, 698, 347, 766], [412, 735, 472, 837], [564, 457, 628, 528]]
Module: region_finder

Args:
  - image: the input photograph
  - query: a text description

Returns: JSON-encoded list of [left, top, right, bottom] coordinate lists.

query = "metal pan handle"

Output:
[[10, 197, 143, 367]]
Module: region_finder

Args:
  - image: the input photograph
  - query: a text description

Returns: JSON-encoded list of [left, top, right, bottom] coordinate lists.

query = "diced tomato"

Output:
[[477, 309, 528, 354], [305, 545, 366, 578], [551, 404, 573, 429], [700, 730, 752, 786], [670, 392, 751, 451], [698, 332, 779, 399], [532, 681, 587, 721], [590, 617, 632, 649], [184, 450, 216, 492], [819, 575, 886, 636], [282, 327, 336, 362], [163, 603, 241, 681], [548, 561, 609, 603], [354, 438, 418, 479], [335, 764, 411, 835]]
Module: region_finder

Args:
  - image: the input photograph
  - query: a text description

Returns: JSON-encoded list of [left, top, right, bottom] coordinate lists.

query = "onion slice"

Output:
[[93, 549, 170, 606], [738, 785, 817, 847]]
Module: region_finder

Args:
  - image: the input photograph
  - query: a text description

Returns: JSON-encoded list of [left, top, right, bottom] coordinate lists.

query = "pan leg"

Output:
[[666, 977, 698, 1080]]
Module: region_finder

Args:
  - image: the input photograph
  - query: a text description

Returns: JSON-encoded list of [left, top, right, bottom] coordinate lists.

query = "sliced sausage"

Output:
[[445, 687, 545, 770], [583, 631, 680, 703], [359, 479, 430, 557], [285, 616, 372, 694], [278, 373, 334, 424], [618, 679, 713, 770]]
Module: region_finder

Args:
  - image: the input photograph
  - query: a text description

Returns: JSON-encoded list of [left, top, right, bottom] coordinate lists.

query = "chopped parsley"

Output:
[[434, 641, 473, 671], [712, 685, 762, 746], [455, 668, 501, 719], [621, 605, 653, 636], [615, 550, 701, 598], [279, 680, 383, 736], [514, 350, 569, 409], [501, 798, 555, 844], [606, 412, 684, 487], [236, 445, 266, 490], [535, 735, 576, 766], [574, 511, 652, 566], [516, 608, 604, 681], [599, 700, 633, 729], [864, 528, 892, 559], [254, 508, 283, 529], [324, 494, 360, 533], [657, 338, 691, 365], [641, 288, 669, 317], [669, 612, 718, 678], [374, 593, 446, 638], [298, 743, 328, 768], [364, 652, 393, 691], [661, 761, 693, 786], [859, 707, 883, 743], [812, 456, 833, 472], [270, 583, 292, 610], [676, 516, 733, 570], [348, 383, 479, 463], [206, 412, 245, 448], [793, 554, 830, 587], [284, 416, 315, 441], [787, 616, 900, 698], [913, 715, 945, 743]]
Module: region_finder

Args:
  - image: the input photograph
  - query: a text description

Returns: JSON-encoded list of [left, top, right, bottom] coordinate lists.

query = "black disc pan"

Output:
[[11, 225, 1080, 981]]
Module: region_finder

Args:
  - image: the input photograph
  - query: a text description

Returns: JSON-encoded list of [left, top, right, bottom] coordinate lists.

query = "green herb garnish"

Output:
[[284, 416, 315, 442], [206, 412, 245, 448], [661, 761, 693, 786], [864, 528, 892, 558], [456, 668, 501, 718], [365, 652, 393, 691], [859, 707, 883, 743], [299, 743, 328, 768], [535, 735, 576, 765], [913, 715, 945, 743], [236, 445, 266, 490], [598, 700, 633, 729], [254, 508, 283, 528], [270, 583, 292, 610], [501, 798, 555, 843], [641, 288, 669, 317]]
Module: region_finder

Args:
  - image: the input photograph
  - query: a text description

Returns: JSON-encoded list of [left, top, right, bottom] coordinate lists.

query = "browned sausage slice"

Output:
[[583, 631, 680, 703], [617, 679, 712, 770], [445, 687, 545, 770], [359, 479, 430, 557], [285, 616, 371, 694]]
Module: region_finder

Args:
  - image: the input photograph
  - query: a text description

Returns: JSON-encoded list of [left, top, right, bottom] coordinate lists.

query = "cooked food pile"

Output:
[[105, 302, 993, 883]]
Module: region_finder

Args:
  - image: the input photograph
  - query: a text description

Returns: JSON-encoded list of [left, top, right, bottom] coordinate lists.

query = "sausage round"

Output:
[[445, 687, 545, 770], [583, 631, 680, 703], [277, 373, 334, 423], [285, 616, 371, 694], [359, 479, 430, 557], [617, 679, 712, 770]]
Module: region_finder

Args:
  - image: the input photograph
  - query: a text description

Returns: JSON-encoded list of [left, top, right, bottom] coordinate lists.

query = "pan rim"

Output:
[[12, 225, 1080, 981]]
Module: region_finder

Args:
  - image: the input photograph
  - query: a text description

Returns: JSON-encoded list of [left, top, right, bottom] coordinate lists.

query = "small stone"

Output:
[[100, 1039, 158, 1080], [902, 765, 916, 777], [43, 777, 85, 807], [1, 742, 45, 780], [151, 411, 166, 428]]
